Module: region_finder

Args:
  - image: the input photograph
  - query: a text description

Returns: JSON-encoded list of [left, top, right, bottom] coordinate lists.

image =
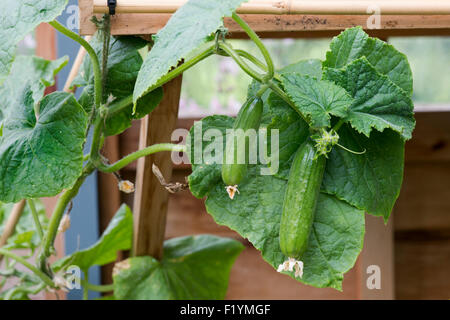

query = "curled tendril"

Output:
[[311, 128, 339, 158], [214, 26, 229, 52]]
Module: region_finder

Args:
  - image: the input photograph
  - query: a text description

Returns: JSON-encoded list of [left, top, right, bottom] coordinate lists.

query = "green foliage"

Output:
[[0, 91, 87, 202], [0, 55, 68, 122], [0, 0, 67, 84], [53, 204, 133, 272], [322, 124, 405, 221], [0, 0, 416, 297], [113, 235, 244, 299], [187, 115, 235, 198], [188, 115, 365, 289], [73, 33, 163, 136], [323, 26, 413, 95], [282, 74, 353, 128], [133, 0, 248, 104], [187, 28, 414, 289], [324, 57, 415, 140]]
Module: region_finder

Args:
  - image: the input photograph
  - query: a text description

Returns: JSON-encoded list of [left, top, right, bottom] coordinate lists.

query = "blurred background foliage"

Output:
[[17, 32, 450, 116], [179, 37, 450, 117]]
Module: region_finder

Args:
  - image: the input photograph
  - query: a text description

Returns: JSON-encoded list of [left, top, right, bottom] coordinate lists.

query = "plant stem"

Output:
[[100, 14, 111, 102], [26, 199, 44, 242], [37, 164, 95, 272], [98, 143, 186, 173], [219, 49, 268, 72], [232, 12, 274, 80], [49, 20, 102, 110], [267, 80, 309, 123], [82, 272, 89, 300], [136, 44, 215, 107], [4, 283, 46, 300], [107, 95, 133, 116], [216, 47, 267, 72], [85, 282, 114, 293], [218, 42, 264, 82], [332, 119, 345, 132], [256, 84, 269, 98], [88, 108, 107, 164], [0, 248, 55, 288]]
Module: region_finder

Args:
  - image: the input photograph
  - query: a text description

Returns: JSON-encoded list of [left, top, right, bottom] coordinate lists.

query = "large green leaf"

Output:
[[0, 91, 87, 202], [0, 55, 68, 122], [73, 34, 163, 136], [205, 167, 364, 290], [0, 199, 48, 250], [265, 94, 405, 220], [282, 74, 353, 128], [324, 57, 415, 140], [248, 59, 323, 127], [322, 124, 405, 221], [0, 0, 67, 84], [53, 204, 133, 272], [323, 26, 413, 95], [266, 92, 309, 179], [188, 116, 365, 290], [187, 115, 234, 198], [279, 59, 323, 79], [133, 0, 248, 105], [113, 235, 244, 299]]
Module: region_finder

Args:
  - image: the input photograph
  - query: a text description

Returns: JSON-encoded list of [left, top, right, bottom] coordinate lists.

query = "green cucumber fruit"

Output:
[[222, 97, 263, 186], [279, 140, 326, 259]]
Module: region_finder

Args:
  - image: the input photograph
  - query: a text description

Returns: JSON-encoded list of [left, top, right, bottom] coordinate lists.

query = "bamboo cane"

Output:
[[93, 0, 450, 15], [63, 36, 92, 93], [0, 200, 26, 262]]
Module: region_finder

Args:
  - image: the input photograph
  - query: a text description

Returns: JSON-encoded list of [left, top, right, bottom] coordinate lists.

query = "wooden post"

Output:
[[98, 135, 122, 284], [133, 76, 182, 259], [357, 215, 395, 299]]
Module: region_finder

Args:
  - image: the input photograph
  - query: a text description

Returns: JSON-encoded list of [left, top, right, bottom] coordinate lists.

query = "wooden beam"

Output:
[[132, 76, 182, 259], [80, 0, 450, 36], [93, 0, 450, 15]]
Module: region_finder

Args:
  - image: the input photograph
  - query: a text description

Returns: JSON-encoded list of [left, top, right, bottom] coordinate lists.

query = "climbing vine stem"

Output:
[[26, 199, 44, 242], [37, 163, 96, 273], [49, 20, 102, 111], [218, 42, 264, 82], [232, 12, 274, 80], [0, 248, 55, 288], [98, 143, 186, 173]]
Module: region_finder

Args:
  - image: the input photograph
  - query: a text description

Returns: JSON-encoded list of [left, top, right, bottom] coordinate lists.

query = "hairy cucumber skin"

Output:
[[279, 140, 326, 260], [222, 97, 263, 186]]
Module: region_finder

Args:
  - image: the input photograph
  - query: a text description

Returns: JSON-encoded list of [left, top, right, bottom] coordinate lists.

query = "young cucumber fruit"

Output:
[[221, 97, 263, 187], [279, 140, 326, 260]]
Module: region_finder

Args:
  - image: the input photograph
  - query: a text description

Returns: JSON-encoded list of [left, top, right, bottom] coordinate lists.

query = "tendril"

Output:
[[336, 143, 366, 155]]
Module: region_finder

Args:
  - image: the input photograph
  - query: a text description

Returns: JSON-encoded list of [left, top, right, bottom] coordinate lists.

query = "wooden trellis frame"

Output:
[[79, 0, 450, 299]]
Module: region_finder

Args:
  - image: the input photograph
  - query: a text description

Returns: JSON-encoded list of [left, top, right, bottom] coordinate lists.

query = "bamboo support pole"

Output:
[[93, 0, 450, 15], [63, 36, 92, 93], [0, 200, 26, 262]]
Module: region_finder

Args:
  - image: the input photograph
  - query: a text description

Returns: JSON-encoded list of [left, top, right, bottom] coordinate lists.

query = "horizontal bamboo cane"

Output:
[[93, 0, 450, 15]]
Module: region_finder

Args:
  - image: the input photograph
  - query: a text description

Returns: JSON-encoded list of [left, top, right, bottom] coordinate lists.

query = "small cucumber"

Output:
[[279, 140, 326, 260], [222, 97, 263, 187]]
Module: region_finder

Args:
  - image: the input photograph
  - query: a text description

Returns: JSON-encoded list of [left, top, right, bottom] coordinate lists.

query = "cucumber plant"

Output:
[[0, 0, 414, 299]]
